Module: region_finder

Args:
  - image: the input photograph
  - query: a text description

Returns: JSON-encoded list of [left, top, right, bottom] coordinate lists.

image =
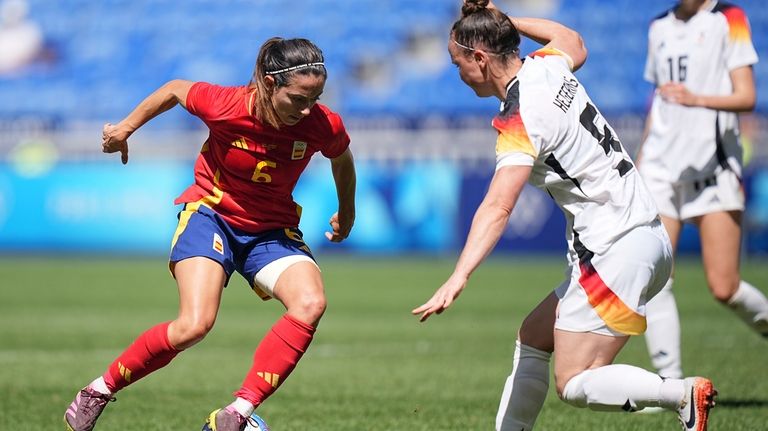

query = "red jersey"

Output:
[[175, 82, 350, 233]]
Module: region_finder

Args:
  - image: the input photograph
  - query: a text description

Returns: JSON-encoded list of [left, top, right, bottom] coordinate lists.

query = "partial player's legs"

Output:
[[697, 211, 743, 301], [698, 210, 768, 337], [553, 329, 628, 399], [271, 259, 327, 326], [644, 215, 683, 378], [644, 278, 682, 377], [236, 260, 324, 406], [168, 257, 228, 349], [205, 259, 325, 431], [555, 329, 716, 430], [553, 220, 716, 428], [64, 257, 227, 431], [495, 292, 557, 431]]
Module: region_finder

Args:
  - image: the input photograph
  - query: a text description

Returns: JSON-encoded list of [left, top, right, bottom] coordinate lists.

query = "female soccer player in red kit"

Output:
[[64, 37, 356, 431]]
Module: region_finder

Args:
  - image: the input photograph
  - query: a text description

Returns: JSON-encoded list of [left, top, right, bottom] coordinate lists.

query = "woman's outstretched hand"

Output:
[[412, 274, 468, 322]]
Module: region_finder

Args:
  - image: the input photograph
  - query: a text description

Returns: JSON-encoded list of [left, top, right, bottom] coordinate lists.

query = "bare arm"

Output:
[[325, 148, 356, 242], [412, 164, 531, 321], [509, 17, 588, 71], [658, 65, 756, 112], [471, 1, 586, 70], [480, 1, 587, 70], [453, 166, 529, 278], [102, 79, 195, 164]]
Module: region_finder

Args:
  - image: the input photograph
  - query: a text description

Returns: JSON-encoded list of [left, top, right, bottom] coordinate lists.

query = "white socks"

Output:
[[561, 364, 684, 412], [644, 278, 682, 378], [643, 278, 768, 383], [88, 376, 112, 396], [727, 280, 768, 337], [228, 397, 255, 418], [496, 341, 551, 431]]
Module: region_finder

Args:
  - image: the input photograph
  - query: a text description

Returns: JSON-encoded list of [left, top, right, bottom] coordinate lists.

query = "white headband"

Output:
[[452, 39, 475, 51], [265, 62, 325, 75], [452, 39, 518, 56]]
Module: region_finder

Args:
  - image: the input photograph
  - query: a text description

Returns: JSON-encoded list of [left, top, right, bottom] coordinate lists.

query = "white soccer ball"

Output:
[[244, 413, 270, 431]]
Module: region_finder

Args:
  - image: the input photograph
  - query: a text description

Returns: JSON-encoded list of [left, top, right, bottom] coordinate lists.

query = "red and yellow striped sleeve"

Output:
[[529, 47, 574, 71], [722, 5, 751, 42], [492, 113, 537, 159]]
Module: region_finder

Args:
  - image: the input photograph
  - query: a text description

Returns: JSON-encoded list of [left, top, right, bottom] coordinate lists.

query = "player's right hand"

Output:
[[324, 211, 354, 243], [412, 274, 468, 322], [102, 122, 130, 164]]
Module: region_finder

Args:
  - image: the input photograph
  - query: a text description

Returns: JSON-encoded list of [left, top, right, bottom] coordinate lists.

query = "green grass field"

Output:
[[1, 255, 767, 430]]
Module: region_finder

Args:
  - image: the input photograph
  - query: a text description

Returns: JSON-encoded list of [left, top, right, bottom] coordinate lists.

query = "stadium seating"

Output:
[[0, 0, 765, 125]]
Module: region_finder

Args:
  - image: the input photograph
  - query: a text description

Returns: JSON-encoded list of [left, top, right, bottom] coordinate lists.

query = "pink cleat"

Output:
[[201, 407, 248, 431], [63, 387, 115, 431]]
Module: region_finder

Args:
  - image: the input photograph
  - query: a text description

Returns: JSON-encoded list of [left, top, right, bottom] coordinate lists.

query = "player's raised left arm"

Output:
[[509, 17, 587, 71], [658, 65, 756, 112], [468, 2, 586, 69], [412, 164, 532, 322], [326, 148, 356, 242], [102, 79, 195, 164]]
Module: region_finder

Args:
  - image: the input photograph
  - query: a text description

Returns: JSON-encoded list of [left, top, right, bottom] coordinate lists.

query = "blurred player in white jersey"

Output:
[[638, 0, 768, 381], [413, 1, 716, 430]]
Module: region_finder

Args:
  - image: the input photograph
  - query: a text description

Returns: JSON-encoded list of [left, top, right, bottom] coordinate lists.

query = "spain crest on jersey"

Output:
[[291, 141, 307, 160], [212, 233, 224, 255]]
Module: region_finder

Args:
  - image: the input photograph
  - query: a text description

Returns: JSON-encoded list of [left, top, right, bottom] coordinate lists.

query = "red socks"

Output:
[[100, 315, 314, 404], [103, 321, 180, 392], [235, 314, 316, 406]]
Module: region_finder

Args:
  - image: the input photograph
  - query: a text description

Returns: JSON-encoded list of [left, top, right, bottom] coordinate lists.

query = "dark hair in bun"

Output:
[[452, 0, 520, 60], [461, 0, 490, 17]]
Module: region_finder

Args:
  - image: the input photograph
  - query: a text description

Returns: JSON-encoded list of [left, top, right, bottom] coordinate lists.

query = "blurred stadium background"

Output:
[[2, 2, 768, 430], [1, 0, 767, 257]]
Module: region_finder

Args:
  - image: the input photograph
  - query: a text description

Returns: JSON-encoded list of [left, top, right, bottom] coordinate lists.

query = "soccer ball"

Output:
[[244, 413, 270, 431]]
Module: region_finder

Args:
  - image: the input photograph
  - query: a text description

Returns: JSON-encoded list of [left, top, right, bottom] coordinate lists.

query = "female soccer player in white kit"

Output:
[[639, 0, 768, 380], [413, 1, 716, 430]]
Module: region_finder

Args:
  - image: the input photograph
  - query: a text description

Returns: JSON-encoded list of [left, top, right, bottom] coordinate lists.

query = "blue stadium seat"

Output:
[[2, 0, 766, 123]]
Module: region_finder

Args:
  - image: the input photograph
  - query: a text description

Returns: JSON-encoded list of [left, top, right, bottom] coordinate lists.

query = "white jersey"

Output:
[[640, 1, 758, 183], [493, 48, 659, 256]]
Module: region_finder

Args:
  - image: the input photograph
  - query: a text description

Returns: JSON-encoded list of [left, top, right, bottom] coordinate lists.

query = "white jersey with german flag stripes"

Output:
[[641, 1, 758, 183], [493, 48, 659, 257]]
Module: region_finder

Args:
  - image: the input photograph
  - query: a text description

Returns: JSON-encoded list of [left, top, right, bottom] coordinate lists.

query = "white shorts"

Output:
[[640, 167, 744, 221], [555, 220, 673, 336]]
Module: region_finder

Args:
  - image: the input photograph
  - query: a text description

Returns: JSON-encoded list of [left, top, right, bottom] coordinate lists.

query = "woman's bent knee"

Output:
[[169, 318, 215, 349], [287, 292, 327, 325], [709, 280, 738, 303]]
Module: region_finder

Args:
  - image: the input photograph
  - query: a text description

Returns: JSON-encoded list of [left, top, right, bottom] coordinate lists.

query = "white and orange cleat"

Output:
[[677, 377, 717, 431]]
